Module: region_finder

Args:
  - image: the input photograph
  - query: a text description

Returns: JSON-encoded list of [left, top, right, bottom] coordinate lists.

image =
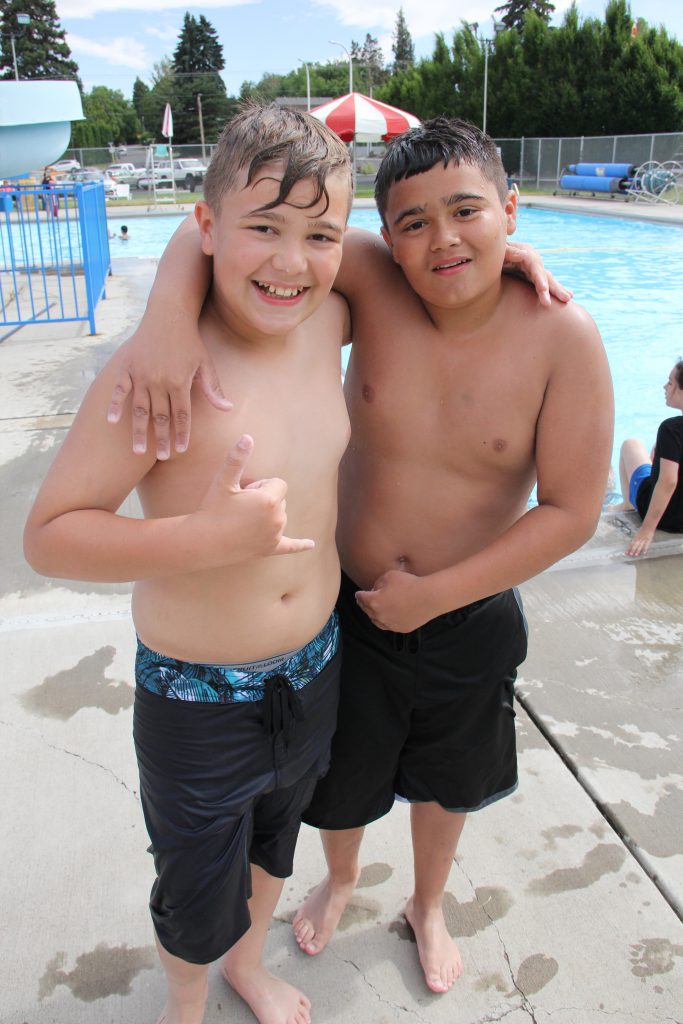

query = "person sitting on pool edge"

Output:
[[105, 116, 613, 996], [618, 359, 683, 556]]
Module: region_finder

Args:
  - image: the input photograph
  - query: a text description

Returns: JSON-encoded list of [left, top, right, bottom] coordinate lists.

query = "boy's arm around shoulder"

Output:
[[357, 300, 614, 630], [24, 355, 313, 583]]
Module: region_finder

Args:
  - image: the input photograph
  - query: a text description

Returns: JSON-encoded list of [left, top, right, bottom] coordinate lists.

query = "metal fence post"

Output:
[[520, 137, 525, 187], [536, 138, 542, 188]]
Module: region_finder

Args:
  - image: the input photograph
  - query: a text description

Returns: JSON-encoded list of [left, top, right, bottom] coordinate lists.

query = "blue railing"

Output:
[[0, 181, 111, 339]]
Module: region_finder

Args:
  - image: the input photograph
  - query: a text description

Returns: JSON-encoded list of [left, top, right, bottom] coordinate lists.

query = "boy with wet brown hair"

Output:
[[105, 117, 612, 997], [24, 104, 354, 1024]]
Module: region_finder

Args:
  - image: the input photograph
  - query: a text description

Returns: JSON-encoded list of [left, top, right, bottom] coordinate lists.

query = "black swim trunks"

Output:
[[303, 575, 527, 831], [133, 614, 340, 964]]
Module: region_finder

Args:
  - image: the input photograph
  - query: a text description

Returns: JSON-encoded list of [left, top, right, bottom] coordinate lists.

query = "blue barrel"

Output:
[[560, 174, 629, 193], [568, 163, 635, 177]]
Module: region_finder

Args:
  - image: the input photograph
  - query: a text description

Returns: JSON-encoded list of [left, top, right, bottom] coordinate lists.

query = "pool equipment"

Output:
[[557, 160, 683, 204]]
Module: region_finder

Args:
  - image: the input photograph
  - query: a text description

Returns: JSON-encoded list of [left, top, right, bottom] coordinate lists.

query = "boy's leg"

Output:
[[154, 938, 209, 1024], [222, 865, 311, 1024], [407, 802, 466, 993], [293, 826, 365, 954], [619, 438, 651, 507]]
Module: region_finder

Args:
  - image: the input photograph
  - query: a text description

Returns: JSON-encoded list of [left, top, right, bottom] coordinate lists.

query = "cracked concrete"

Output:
[[1, 253, 682, 1023]]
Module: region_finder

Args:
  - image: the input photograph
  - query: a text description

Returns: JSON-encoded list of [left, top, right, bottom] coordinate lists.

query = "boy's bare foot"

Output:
[[292, 871, 359, 955], [404, 896, 463, 994], [221, 962, 311, 1024]]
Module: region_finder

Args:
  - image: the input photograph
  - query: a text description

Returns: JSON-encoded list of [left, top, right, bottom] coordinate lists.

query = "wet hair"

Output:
[[120, 224, 128, 232], [375, 116, 509, 227], [673, 360, 683, 388], [203, 102, 352, 215]]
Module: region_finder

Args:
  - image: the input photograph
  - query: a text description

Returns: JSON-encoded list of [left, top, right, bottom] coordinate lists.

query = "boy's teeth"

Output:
[[257, 282, 303, 297]]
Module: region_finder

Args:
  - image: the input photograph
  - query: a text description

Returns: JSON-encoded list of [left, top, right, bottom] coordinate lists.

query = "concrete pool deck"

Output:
[[1, 259, 682, 1023]]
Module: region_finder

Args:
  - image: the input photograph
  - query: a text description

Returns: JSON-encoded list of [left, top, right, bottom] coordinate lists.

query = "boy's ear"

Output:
[[380, 225, 397, 261], [504, 189, 517, 236], [195, 200, 215, 256]]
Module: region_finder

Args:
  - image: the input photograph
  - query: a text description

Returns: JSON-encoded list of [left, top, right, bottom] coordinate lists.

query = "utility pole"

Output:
[[298, 59, 311, 110], [197, 93, 206, 160]]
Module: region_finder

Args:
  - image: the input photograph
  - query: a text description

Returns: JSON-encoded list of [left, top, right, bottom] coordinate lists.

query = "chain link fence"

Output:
[[59, 132, 683, 193], [495, 132, 683, 190]]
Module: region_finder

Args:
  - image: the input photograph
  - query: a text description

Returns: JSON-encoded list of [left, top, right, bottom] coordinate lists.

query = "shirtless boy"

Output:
[[108, 118, 613, 997], [24, 105, 354, 1024]]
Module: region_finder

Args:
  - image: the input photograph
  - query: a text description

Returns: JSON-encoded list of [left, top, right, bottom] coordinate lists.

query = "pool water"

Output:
[[110, 207, 683, 488]]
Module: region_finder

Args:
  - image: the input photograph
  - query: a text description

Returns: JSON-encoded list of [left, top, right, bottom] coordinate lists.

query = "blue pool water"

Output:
[[110, 207, 683, 487]]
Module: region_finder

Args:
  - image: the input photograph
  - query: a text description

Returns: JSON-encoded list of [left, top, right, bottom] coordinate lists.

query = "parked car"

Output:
[[108, 163, 145, 185], [137, 167, 172, 191], [154, 158, 209, 192], [52, 158, 81, 174]]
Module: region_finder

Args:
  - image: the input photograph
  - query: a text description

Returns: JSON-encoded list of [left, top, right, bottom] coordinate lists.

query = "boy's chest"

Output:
[[346, 324, 547, 473], [183, 363, 349, 492]]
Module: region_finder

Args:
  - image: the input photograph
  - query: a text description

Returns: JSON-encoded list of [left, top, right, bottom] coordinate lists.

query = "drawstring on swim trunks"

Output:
[[392, 629, 421, 654], [262, 673, 304, 748]]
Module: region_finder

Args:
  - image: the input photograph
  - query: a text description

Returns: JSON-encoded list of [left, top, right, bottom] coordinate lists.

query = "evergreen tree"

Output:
[[494, 0, 555, 32], [392, 7, 415, 72], [171, 13, 231, 143], [0, 0, 81, 85], [351, 34, 387, 94]]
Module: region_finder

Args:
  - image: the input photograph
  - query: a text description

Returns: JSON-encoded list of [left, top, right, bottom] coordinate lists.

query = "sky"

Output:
[[52, 0, 683, 101]]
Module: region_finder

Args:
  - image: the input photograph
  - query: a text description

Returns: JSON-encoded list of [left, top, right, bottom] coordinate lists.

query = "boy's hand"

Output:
[[190, 435, 315, 563], [503, 242, 573, 307], [355, 570, 431, 633], [107, 324, 231, 459], [626, 525, 654, 558]]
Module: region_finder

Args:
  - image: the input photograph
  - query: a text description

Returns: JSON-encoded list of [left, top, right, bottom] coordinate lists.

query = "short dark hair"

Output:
[[120, 224, 128, 231], [375, 116, 508, 226], [204, 102, 352, 215], [674, 360, 683, 388]]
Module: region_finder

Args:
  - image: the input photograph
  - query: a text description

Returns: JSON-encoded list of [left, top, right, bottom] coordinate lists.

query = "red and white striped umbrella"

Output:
[[310, 92, 420, 142]]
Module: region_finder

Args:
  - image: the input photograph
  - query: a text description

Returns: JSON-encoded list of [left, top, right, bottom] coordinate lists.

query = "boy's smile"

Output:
[[196, 162, 349, 341], [380, 161, 516, 320]]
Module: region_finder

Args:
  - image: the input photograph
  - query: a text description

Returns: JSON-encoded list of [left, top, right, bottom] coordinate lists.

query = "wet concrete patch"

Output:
[[541, 824, 583, 849], [629, 937, 683, 977], [443, 886, 513, 938], [527, 842, 626, 895], [337, 896, 382, 930], [609, 787, 683, 858], [38, 943, 156, 1001], [357, 862, 393, 888], [514, 953, 559, 995], [20, 645, 133, 719]]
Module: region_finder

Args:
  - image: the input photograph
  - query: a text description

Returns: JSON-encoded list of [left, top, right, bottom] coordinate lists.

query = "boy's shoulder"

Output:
[[501, 276, 601, 353]]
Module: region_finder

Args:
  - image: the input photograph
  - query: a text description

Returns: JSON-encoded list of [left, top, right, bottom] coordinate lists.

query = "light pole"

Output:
[[297, 58, 311, 111], [482, 39, 491, 135], [9, 12, 30, 80], [329, 39, 353, 94], [482, 21, 505, 136]]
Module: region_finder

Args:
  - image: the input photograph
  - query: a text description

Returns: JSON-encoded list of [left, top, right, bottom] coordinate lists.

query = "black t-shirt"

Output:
[[636, 415, 683, 531]]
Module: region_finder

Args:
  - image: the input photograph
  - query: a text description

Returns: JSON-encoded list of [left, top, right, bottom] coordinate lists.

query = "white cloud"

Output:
[[145, 25, 181, 42], [66, 32, 150, 70], [58, 0, 256, 18], [310, 1, 482, 38]]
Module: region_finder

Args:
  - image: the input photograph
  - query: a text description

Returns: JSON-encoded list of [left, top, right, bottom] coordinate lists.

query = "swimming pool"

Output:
[[110, 206, 683, 487]]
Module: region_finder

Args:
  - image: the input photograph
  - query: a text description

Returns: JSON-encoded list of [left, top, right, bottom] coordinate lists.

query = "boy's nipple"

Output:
[[362, 384, 375, 402]]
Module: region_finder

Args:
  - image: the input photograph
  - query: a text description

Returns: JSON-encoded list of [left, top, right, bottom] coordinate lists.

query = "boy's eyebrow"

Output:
[[242, 208, 344, 235], [393, 191, 486, 227]]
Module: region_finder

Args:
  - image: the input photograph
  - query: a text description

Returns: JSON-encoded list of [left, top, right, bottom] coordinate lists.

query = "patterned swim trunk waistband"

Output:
[[136, 612, 339, 704]]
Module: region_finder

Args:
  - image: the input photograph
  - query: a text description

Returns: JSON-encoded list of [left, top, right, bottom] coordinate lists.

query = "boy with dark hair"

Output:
[[24, 104, 353, 1024], [106, 116, 612, 997]]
